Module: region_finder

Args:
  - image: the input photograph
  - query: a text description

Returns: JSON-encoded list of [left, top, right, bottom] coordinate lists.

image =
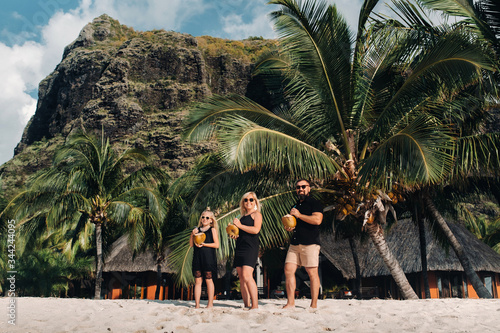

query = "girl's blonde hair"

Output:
[[239, 192, 261, 216], [197, 209, 217, 229]]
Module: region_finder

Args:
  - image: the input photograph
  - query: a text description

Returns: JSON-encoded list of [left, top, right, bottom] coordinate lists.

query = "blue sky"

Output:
[[0, 0, 368, 165]]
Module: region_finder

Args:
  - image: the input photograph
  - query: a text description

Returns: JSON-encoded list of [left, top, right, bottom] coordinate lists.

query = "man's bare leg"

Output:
[[283, 262, 298, 309], [306, 266, 320, 308]]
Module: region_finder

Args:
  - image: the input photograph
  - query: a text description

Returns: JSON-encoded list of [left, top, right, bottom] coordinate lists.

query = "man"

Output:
[[283, 179, 323, 309]]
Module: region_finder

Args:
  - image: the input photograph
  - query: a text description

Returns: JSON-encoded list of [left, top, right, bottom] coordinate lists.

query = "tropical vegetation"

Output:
[[15, 248, 92, 297], [1, 131, 168, 298]]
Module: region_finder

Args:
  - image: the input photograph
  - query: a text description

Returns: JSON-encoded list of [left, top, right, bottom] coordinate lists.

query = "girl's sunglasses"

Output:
[[244, 198, 254, 202], [202, 216, 211, 220]]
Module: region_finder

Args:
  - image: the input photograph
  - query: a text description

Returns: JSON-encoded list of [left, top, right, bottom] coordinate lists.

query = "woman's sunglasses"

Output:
[[296, 185, 308, 189], [244, 198, 254, 202], [202, 216, 211, 220]]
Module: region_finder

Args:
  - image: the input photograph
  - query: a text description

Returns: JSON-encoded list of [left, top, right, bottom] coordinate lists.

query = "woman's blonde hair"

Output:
[[239, 192, 261, 216], [197, 209, 217, 229]]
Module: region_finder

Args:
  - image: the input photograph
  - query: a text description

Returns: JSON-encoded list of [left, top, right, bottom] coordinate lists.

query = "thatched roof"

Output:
[[320, 232, 368, 280], [320, 218, 500, 279], [103, 235, 174, 273], [103, 235, 228, 278]]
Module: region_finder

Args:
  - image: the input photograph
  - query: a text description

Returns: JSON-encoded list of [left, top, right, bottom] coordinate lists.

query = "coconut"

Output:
[[281, 214, 297, 228], [226, 224, 239, 237], [194, 232, 206, 245]]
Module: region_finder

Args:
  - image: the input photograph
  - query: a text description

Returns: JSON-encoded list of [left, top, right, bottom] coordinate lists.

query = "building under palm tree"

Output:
[[102, 235, 176, 300], [320, 219, 500, 299]]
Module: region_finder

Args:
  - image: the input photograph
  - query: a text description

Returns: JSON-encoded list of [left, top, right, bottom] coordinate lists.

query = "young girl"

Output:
[[227, 192, 262, 309], [190, 209, 219, 308]]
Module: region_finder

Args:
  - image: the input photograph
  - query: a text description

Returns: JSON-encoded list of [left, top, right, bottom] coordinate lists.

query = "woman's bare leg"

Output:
[[241, 265, 258, 309]]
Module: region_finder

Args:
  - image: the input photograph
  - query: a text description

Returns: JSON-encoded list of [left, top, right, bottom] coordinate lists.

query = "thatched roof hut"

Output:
[[103, 235, 173, 273], [320, 218, 500, 279], [103, 234, 227, 276], [103, 235, 231, 301]]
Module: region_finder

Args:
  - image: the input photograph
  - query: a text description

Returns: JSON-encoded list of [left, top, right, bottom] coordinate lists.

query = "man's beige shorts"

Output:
[[285, 244, 321, 267]]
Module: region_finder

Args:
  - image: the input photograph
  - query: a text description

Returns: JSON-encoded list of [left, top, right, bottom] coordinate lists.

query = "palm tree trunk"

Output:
[[423, 194, 492, 299], [365, 223, 419, 300], [155, 263, 162, 300], [415, 199, 431, 299], [94, 222, 103, 299], [348, 237, 362, 299]]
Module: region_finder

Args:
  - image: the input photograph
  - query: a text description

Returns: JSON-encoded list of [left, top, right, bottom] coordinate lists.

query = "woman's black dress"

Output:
[[192, 226, 217, 277], [233, 214, 260, 268]]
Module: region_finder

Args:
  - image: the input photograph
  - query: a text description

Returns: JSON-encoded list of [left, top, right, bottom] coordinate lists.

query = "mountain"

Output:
[[0, 14, 276, 199]]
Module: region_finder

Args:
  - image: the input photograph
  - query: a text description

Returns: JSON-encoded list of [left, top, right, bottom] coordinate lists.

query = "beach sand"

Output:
[[1, 297, 500, 332]]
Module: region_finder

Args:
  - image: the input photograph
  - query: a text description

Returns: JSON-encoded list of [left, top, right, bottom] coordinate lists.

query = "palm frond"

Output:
[[454, 132, 500, 176], [217, 114, 341, 178], [184, 94, 304, 143], [359, 116, 455, 188], [386, 0, 435, 29], [418, 0, 498, 45], [368, 29, 495, 142], [353, 24, 409, 130], [269, 0, 353, 154], [167, 229, 194, 286]]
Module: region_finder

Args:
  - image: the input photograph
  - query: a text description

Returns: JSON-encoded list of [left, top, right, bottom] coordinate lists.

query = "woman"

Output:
[[190, 209, 219, 308], [228, 192, 262, 309]]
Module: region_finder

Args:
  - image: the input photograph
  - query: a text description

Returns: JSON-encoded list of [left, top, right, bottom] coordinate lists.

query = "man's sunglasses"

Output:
[[296, 185, 309, 189], [244, 198, 254, 202]]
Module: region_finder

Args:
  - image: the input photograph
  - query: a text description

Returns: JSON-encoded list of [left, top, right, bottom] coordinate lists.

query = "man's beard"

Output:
[[298, 193, 307, 201]]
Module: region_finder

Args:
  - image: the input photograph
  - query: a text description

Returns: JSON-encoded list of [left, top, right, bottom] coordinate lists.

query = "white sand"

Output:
[[1, 297, 500, 332]]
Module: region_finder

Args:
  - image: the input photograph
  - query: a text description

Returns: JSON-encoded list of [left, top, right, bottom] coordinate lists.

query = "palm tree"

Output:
[[183, 0, 497, 299], [3, 131, 167, 298], [410, 191, 431, 298]]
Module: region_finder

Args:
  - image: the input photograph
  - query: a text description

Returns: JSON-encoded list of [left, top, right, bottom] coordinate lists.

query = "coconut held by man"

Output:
[[281, 214, 296, 228]]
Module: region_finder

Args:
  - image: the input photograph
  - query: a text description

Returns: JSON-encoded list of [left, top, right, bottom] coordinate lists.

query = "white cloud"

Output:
[[40, 11, 94, 67], [115, 0, 208, 31], [217, 0, 367, 41], [220, 0, 275, 40], [11, 12, 23, 20], [0, 41, 44, 164], [73, 0, 208, 32]]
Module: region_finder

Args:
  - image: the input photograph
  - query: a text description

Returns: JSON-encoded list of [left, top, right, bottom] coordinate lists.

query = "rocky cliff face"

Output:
[[1, 15, 275, 197]]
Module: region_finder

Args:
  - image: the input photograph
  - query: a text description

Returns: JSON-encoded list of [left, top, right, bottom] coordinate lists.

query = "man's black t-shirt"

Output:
[[290, 196, 323, 246]]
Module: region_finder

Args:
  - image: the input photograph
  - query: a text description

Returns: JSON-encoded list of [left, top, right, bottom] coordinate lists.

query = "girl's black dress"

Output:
[[192, 226, 217, 277], [233, 214, 260, 268]]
